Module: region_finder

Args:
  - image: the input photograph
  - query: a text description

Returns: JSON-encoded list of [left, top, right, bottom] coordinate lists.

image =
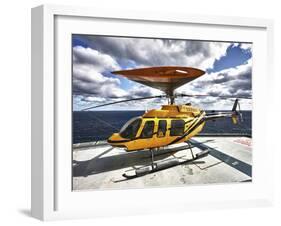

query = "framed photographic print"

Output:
[[31, 4, 274, 220]]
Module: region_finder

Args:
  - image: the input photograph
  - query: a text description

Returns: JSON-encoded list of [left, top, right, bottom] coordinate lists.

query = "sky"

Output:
[[72, 35, 252, 111]]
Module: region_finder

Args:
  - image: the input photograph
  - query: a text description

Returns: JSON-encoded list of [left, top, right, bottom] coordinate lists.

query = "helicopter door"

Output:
[[157, 120, 167, 138], [140, 121, 155, 139]]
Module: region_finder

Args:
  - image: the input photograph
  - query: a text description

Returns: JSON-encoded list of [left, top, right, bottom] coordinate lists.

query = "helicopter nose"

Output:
[[107, 133, 121, 144], [107, 133, 127, 149]]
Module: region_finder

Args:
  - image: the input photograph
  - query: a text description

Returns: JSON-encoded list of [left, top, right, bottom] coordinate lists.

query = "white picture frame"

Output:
[[31, 4, 274, 221]]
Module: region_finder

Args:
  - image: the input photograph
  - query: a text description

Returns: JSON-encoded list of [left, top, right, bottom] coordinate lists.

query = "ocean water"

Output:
[[73, 111, 252, 144]]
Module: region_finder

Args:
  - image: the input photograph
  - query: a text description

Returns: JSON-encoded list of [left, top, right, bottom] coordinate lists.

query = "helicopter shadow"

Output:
[[72, 139, 214, 177], [73, 148, 178, 177]]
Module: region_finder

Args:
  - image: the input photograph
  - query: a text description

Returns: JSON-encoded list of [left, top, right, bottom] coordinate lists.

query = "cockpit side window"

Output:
[[120, 118, 141, 139], [140, 121, 155, 139]]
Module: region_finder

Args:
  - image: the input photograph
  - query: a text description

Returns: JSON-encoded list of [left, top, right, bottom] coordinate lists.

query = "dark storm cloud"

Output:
[[206, 74, 252, 97], [214, 69, 252, 97], [228, 78, 252, 95], [184, 42, 211, 57], [81, 36, 150, 65], [72, 77, 126, 98], [141, 39, 211, 57], [78, 35, 230, 69], [130, 87, 155, 97]]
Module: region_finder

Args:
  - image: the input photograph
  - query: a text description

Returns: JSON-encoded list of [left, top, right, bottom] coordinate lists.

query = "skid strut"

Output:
[[122, 143, 209, 179], [150, 148, 155, 170], [187, 141, 195, 159]]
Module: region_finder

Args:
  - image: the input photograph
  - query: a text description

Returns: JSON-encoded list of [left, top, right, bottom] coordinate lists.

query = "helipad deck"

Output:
[[72, 136, 252, 191]]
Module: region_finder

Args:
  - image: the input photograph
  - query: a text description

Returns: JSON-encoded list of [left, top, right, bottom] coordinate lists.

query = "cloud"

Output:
[[72, 35, 252, 110], [73, 46, 119, 72], [240, 43, 252, 51], [79, 36, 230, 70], [80, 96, 106, 103], [73, 64, 127, 97], [72, 46, 129, 101], [128, 84, 163, 98], [176, 58, 252, 110]]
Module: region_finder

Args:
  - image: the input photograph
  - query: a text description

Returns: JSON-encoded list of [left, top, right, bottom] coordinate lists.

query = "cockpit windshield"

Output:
[[119, 117, 142, 139]]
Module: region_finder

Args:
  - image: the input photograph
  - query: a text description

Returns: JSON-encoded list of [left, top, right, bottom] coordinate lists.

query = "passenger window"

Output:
[[157, 120, 167, 137], [170, 120, 185, 136], [140, 121, 155, 138]]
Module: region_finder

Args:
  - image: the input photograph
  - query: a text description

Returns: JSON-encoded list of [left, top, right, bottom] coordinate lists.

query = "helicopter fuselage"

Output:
[[107, 104, 206, 151]]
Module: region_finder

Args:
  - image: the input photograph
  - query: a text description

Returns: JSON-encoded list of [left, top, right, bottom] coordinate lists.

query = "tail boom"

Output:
[[204, 99, 240, 124]]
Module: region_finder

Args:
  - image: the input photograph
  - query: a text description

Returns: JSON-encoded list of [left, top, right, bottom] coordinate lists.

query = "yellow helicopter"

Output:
[[82, 66, 250, 178]]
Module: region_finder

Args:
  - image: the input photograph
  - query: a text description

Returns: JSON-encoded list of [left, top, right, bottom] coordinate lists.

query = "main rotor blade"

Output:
[[176, 94, 252, 99], [81, 95, 167, 111]]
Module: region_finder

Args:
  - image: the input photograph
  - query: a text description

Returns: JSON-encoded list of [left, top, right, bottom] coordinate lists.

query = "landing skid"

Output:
[[122, 142, 209, 179]]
